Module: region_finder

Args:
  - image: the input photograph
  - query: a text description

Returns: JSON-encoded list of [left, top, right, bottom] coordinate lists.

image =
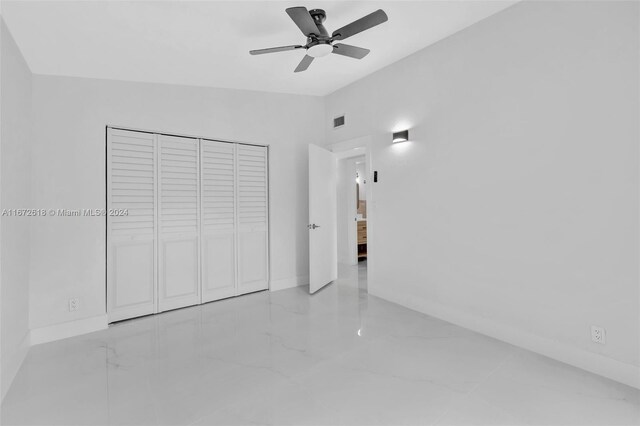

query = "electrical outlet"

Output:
[[591, 325, 606, 344], [68, 298, 79, 312]]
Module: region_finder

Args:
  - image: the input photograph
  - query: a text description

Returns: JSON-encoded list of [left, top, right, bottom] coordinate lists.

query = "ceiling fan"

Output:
[[249, 7, 388, 73]]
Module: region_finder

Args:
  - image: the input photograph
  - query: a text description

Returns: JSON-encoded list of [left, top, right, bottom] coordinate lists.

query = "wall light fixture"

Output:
[[392, 129, 409, 143]]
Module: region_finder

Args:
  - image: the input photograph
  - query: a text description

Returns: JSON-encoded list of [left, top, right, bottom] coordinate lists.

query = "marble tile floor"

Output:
[[2, 261, 638, 425]]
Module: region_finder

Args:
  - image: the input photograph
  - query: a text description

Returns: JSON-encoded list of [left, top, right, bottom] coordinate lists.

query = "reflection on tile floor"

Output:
[[2, 261, 639, 425]]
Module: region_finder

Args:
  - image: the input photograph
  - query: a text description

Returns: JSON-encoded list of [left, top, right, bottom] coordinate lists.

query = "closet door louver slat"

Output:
[[107, 129, 157, 322]]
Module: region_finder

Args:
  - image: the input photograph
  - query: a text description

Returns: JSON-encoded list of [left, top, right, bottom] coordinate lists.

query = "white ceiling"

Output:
[[1, 1, 517, 96]]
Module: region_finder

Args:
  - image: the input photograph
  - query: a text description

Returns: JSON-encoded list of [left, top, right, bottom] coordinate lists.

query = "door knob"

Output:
[[308, 224, 320, 230]]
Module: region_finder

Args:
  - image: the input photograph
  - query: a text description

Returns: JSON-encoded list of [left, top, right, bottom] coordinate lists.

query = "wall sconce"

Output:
[[392, 129, 409, 143]]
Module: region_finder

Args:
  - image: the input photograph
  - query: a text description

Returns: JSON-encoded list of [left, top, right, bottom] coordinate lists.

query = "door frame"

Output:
[[328, 136, 374, 291], [105, 125, 271, 320]]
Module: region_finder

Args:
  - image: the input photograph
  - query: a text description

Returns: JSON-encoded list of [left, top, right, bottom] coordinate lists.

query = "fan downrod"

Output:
[[308, 9, 329, 38], [308, 9, 326, 24]]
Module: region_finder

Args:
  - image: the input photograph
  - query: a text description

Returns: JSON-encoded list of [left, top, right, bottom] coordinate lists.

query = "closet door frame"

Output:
[[106, 126, 270, 323]]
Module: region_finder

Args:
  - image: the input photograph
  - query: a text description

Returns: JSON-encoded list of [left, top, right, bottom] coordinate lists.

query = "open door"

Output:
[[308, 144, 338, 293]]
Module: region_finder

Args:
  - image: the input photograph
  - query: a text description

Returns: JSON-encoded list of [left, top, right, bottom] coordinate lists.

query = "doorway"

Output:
[[337, 155, 367, 263], [355, 159, 368, 263], [331, 136, 373, 293], [336, 155, 368, 291]]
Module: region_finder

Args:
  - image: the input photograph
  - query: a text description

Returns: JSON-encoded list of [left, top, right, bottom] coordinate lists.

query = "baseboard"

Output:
[[30, 315, 108, 346], [1, 331, 30, 402], [270, 275, 309, 292], [371, 287, 640, 390]]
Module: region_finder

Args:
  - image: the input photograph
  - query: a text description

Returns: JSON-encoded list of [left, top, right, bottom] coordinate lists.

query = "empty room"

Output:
[[0, 0, 638, 425]]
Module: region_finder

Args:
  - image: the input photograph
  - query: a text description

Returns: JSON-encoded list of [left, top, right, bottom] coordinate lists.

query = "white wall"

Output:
[[325, 1, 639, 387], [0, 18, 32, 399], [29, 75, 324, 333]]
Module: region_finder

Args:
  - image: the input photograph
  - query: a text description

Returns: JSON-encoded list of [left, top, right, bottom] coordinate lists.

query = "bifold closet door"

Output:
[[107, 129, 157, 323], [200, 140, 237, 302], [237, 145, 269, 295], [108, 130, 269, 322], [158, 135, 201, 312]]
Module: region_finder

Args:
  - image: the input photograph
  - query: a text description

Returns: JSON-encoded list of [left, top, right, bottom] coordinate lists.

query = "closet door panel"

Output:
[[239, 232, 267, 283], [158, 135, 200, 312], [113, 241, 154, 306], [202, 234, 235, 299], [107, 129, 157, 322], [162, 238, 198, 297], [237, 145, 269, 295], [201, 140, 236, 302]]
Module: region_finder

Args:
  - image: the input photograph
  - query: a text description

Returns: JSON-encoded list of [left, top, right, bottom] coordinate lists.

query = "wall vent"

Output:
[[333, 115, 345, 128]]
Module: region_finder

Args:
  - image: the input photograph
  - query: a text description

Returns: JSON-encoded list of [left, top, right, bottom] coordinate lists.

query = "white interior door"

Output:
[[107, 128, 157, 322], [201, 140, 237, 302], [308, 144, 337, 293], [237, 145, 269, 295], [158, 134, 200, 312]]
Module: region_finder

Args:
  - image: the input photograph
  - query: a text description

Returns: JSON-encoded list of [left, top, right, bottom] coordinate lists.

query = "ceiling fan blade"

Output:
[[294, 55, 314, 73], [286, 7, 320, 36], [249, 45, 304, 55], [331, 9, 388, 41], [332, 43, 370, 59]]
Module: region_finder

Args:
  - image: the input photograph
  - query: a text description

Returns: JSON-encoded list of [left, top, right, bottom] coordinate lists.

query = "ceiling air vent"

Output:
[[333, 115, 345, 129]]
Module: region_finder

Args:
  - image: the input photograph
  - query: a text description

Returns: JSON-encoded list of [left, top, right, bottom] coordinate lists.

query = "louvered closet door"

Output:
[[237, 145, 269, 295], [158, 135, 200, 312], [201, 140, 237, 302], [107, 129, 157, 322]]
